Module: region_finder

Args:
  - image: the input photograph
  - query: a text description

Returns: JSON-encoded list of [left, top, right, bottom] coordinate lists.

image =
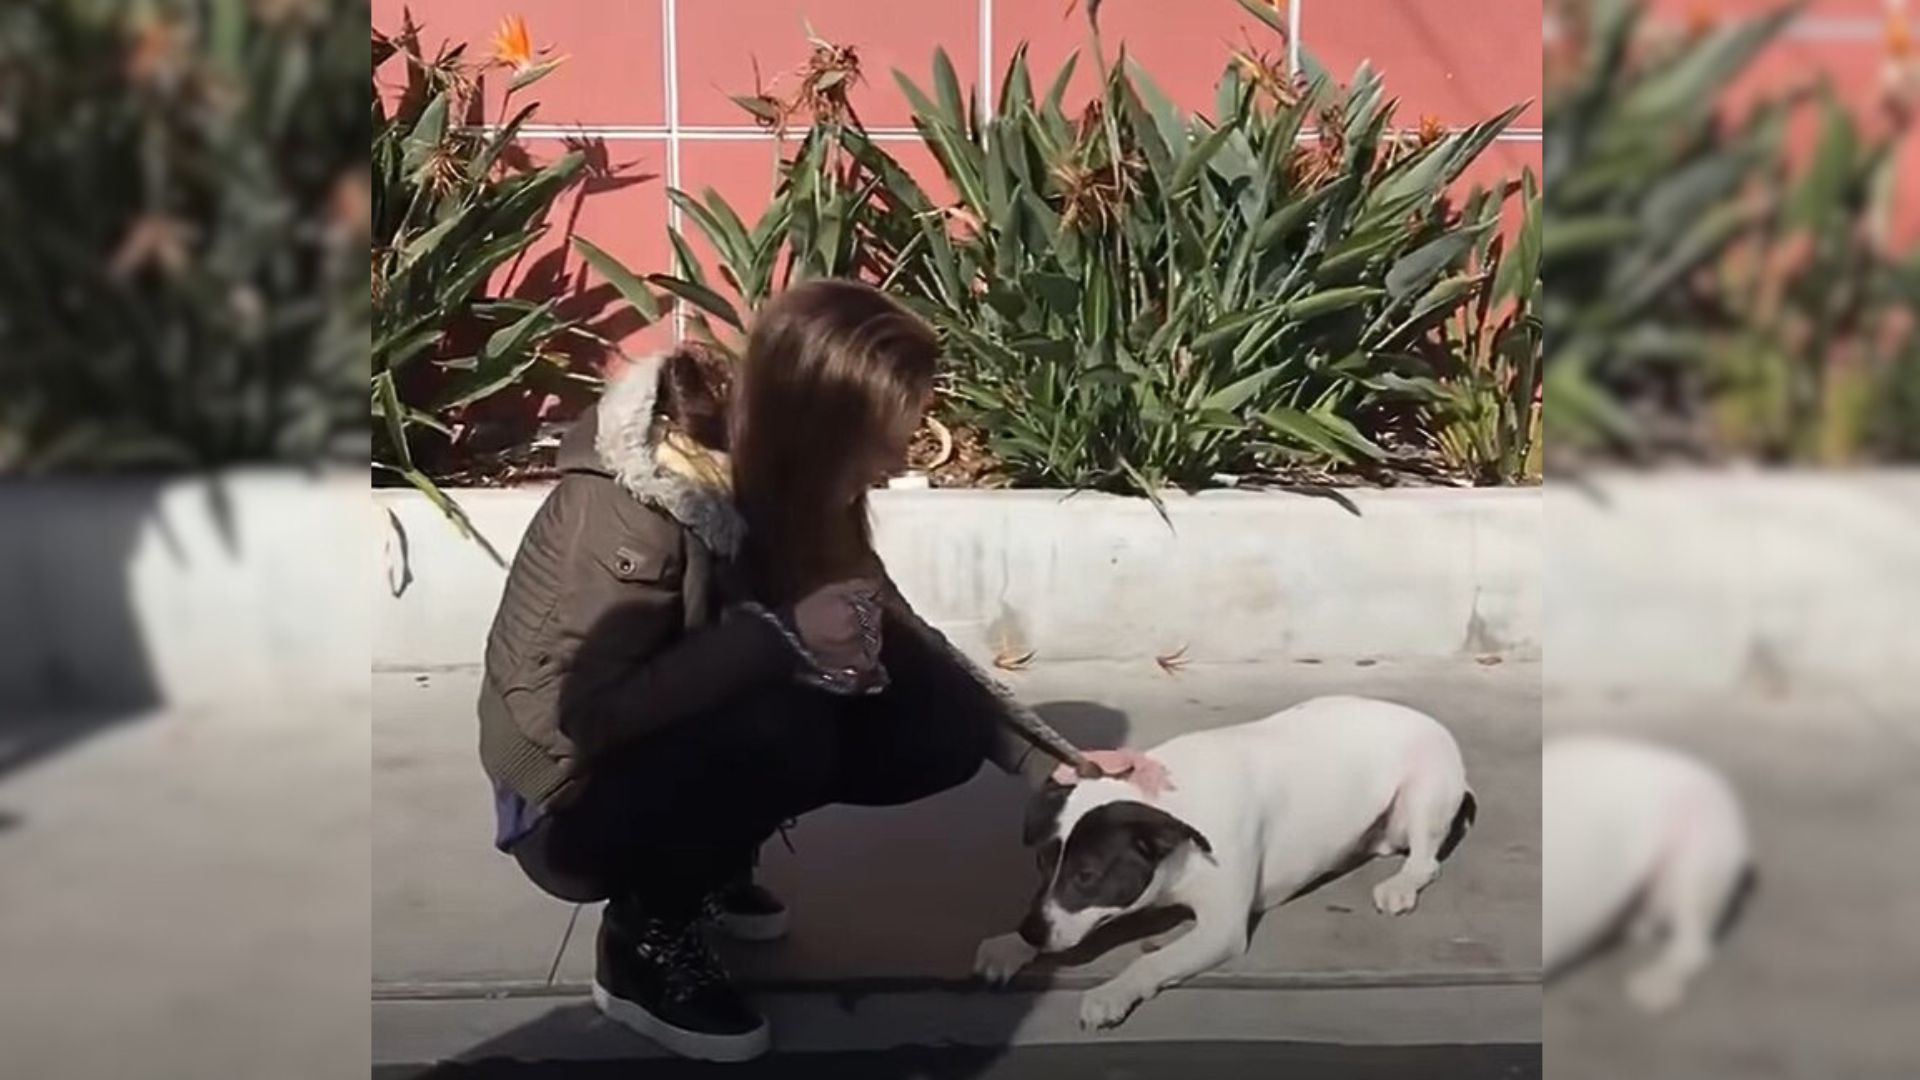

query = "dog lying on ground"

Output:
[[975, 695, 1477, 1029], [1543, 733, 1755, 1012]]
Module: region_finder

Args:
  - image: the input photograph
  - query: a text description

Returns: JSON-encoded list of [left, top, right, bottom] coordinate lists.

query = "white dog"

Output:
[[975, 695, 1476, 1030], [1543, 734, 1755, 1012]]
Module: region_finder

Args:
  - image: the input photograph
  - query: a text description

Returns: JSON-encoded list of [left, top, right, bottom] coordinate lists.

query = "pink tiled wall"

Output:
[[375, 0, 1546, 355], [1552, 1, 1918, 245]]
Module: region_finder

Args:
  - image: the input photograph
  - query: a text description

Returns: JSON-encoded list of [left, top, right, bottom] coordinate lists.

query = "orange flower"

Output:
[[490, 14, 537, 72], [1888, 12, 1913, 59], [126, 15, 188, 88], [1685, 4, 1717, 38], [1416, 113, 1446, 146]]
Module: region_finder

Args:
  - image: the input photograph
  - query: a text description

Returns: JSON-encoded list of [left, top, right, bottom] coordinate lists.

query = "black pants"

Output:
[[514, 621, 996, 915]]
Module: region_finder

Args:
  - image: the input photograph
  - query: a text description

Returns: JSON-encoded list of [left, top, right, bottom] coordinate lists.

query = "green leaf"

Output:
[[1198, 368, 1280, 413], [571, 236, 661, 322], [667, 226, 711, 290], [1310, 410, 1389, 461], [397, 214, 464, 274], [648, 274, 745, 331], [1234, 0, 1289, 36], [481, 299, 560, 365], [375, 463, 506, 566], [932, 47, 973, 135], [1169, 116, 1242, 193], [1043, 51, 1082, 117], [1386, 230, 1478, 300], [509, 58, 564, 93], [999, 43, 1035, 115], [378, 325, 444, 370], [436, 352, 541, 410], [433, 231, 539, 309], [1492, 174, 1541, 306], [1788, 99, 1858, 229], [731, 95, 785, 124], [1287, 285, 1387, 321], [374, 372, 414, 470], [1259, 407, 1350, 460], [401, 93, 449, 174]]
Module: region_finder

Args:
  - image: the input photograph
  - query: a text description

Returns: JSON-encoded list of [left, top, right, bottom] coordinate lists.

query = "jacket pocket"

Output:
[[596, 542, 672, 585]]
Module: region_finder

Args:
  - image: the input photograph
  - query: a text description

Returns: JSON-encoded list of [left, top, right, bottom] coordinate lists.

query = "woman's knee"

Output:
[[713, 690, 842, 807], [836, 696, 992, 806], [511, 819, 612, 904]]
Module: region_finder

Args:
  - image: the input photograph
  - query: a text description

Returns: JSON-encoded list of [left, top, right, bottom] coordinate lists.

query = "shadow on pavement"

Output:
[[0, 482, 167, 788], [388, 699, 1148, 1075], [374, 1038, 1542, 1079]]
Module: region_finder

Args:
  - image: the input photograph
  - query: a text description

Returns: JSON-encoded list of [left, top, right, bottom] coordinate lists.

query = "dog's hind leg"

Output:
[[1372, 782, 1472, 917], [1623, 806, 1748, 1012]]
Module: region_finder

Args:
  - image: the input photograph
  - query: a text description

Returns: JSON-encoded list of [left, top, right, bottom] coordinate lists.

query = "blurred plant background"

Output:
[[0, 0, 367, 474], [650, 1, 1543, 498], [1544, 0, 1919, 467]]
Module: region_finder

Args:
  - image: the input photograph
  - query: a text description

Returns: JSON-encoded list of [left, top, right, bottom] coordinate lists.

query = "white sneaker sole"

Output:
[[591, 981, 771, 1063], [718, 907, 789, 943]]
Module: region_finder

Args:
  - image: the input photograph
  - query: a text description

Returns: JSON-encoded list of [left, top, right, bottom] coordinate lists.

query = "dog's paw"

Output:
[[1078, 981, 1142, 1031], [1626, 968, 1688, 1014], [1371, 876, 1421, 916], [973, 933, 1038, 987]]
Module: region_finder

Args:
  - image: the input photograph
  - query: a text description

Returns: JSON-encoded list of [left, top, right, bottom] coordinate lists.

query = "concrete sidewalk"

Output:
[[374, 658, 1542, 1064], [1543, 691, 1920, 1080], [0, 697, 370, 1080]]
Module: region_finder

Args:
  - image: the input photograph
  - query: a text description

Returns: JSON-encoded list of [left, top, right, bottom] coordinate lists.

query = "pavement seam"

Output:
[[545, 903, 582, 986], [373, 968, 1544, 1001]]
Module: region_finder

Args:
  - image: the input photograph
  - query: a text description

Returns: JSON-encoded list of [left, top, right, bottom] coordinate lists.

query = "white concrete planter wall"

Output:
[[1543, 470, 1920, 696], [375, 486, 1543, 670], [9, 469, 1906, 707], [0, 469, 368, 710]]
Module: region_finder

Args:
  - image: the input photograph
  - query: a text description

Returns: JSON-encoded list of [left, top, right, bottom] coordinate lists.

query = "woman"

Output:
[[477, 280, 1149, 1062]]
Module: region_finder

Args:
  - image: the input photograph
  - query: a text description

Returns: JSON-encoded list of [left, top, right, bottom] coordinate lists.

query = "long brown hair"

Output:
[[730, 279, 939, 604], [655, 342, 732, 451]]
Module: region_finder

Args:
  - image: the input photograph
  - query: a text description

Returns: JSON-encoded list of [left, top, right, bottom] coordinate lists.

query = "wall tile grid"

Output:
[[1551, 0, 1918, 243], [378, 1, 1911, 352]]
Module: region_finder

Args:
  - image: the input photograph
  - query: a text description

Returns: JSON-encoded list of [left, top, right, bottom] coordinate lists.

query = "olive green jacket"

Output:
[[477, 354, 1081, 812]]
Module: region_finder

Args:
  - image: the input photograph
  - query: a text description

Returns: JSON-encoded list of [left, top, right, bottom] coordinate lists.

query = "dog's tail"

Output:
[[1437, 790, 1477, 862]]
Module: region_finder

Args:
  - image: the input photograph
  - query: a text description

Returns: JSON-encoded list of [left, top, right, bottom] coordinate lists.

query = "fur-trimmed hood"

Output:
[[556, 353, 746, 559]]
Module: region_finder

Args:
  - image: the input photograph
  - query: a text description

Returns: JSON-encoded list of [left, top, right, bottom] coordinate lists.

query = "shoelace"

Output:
[[633, 903, 727, 1001]]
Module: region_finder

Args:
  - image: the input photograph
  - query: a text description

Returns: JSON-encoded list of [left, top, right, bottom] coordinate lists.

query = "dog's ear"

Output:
[[1023, 779, 1072, 847], [1116, 802, 1213, 861]]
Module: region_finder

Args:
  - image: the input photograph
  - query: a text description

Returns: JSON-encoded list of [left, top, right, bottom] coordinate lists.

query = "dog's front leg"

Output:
[[1079, 915, 1248, 1030], [974, 932, 1040, 985]]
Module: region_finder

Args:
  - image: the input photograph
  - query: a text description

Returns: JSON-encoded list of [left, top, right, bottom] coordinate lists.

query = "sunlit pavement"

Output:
[[375, 660, 1541, 1068], [1544, 691, 1920, 1080]]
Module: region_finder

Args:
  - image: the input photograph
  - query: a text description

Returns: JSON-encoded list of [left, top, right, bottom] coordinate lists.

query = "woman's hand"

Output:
[[1053, 749, 1175, 799], [789, 578, 885, 679]]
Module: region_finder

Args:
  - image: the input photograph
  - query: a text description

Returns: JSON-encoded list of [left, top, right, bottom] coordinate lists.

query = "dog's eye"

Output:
[[1073, 864, 1101, 887]]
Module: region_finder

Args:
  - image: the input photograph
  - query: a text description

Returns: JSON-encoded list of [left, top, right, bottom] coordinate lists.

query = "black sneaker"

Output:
[[592, 899, 770, 1062], [717, 875, 789, 943]]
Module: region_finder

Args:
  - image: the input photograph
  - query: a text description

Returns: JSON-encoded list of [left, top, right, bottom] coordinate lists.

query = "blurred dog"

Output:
[[975, 696, 1476, 1029], [1544, 734, 1755, 1012]]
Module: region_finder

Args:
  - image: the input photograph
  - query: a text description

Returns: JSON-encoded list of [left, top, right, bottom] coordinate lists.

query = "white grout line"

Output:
[[1289, 0, 1303, 77], [662, 0, 685, 342], [509, 124, 1544, 143], [979, 0, 995, 125], [1544, 13, 1890, 42], [1793, 15, 1890, 39]]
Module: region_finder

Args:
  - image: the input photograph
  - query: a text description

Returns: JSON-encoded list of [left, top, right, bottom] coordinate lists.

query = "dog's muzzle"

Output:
[[1017, 907, 1049, 949]]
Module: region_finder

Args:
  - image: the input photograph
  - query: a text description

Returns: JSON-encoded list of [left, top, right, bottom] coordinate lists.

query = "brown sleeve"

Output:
[[876, 577, 1088, 787], [584, 610, 792, 753], [555, 494, 794, 756]]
